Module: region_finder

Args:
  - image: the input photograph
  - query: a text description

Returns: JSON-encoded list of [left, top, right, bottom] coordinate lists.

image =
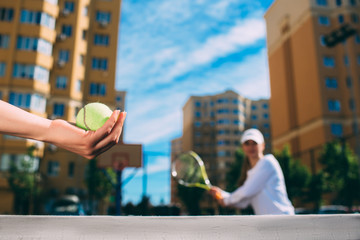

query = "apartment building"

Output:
[[170, 90, 271, 211], [265, 0, 360, 170], [0, 0, 123, 214]]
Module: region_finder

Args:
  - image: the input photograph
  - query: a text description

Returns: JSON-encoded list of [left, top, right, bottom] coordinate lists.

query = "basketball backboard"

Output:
[[98, 143, 142, 170]]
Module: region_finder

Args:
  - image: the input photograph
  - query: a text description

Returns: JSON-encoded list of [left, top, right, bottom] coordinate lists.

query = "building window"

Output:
[[0, 34, 9, 48], [38, 38, 52, 55], [58, 50, 70, 62], [30, 94, 46, 113], [82, 30, 87, 40], [336, 0, 342, 6], [79, 54, 84, 66], [328, 100, 341, 112], [251, 115, 257, 120], [17, 36, 52, 55], [344, 55, 349, 66], [76, 79, 82, 92], [251, 105, 257, 110], [349, 99, 355, 111], [318, 16, 330, 26], [56, 76, 67, 89], [64, 1, 75, 13], [96, 11, 111, 24], [349, 0, 356, 6], [9, 92, 31, 108], [61, 25, 72, 37], [89, 83, 106, 96], [68, 161, 74, 177], [194, 101, 201, 107], [47, 161, 60, 176], [320, 35, 326, 46], [316, 0, 328, 6], [45, 0, 58, 5], [346, 76, 352, 88], [338, 14, 344, 24], [13, 63, 34, 79], [217, 98, 229, 104], [94, 34, 109, 46], [0, 8, 14, 22], [20, 10, 55, 29], [356, 34, 360, 44], [194, 121, 201, 127], [330, 123, 343, 137], [53, 103, 65, 117], [83, 6, 88, 16], [195, 111, 201, 118], [323, 56, 335, 67], [91, 58, 108, 70], [263, 113, 269, 119], [13, 64, 49, 83], [264, 123, 270, 128], [0, 62, 6, 77], [357, 55, 360, 65], [217, 108, 229, 114], [263, 103, 269, 109], [8, 92, 46, 112], [325, 77, 338, 89], [217, 119, 230, 125], [351, 13, 359, 23], [233, 120, 240, 125]]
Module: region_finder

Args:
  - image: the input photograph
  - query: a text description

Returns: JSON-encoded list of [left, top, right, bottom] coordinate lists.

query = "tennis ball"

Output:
[[76, 102, 113, 131]]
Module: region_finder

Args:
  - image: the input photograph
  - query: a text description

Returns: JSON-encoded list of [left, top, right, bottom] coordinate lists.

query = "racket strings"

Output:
[[174, 155, 205, 185]]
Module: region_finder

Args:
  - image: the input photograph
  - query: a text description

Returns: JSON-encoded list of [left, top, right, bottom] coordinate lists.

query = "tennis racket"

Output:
[[171, 151, 222, 200]]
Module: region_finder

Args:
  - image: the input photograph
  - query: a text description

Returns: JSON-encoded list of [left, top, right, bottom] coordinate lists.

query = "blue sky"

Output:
[[116, 0, 274, 205]]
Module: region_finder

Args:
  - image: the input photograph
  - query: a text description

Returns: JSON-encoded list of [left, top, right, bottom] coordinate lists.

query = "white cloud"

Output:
[[163, 18, 266, 82]]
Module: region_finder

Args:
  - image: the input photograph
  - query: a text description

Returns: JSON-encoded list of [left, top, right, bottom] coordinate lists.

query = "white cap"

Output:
[[241, 128, 264, 144]]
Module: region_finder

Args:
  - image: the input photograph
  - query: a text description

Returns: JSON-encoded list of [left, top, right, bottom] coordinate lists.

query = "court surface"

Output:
[[0, 214, 359, 239]]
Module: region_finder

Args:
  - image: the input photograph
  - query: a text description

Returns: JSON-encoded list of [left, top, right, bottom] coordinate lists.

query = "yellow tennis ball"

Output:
[[76, 102, 113, 131]]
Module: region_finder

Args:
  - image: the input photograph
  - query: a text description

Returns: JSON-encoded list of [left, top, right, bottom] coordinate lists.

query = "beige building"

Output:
[[171, 90, 271, 211], [265, 0, 360, 170], [0, 0, 124, 214]]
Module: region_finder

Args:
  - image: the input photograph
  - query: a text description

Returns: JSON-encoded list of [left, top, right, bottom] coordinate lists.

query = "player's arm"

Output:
[[0, 100, 126, 159], [223, 159, 273, 206], [0, 100, 51, 141]]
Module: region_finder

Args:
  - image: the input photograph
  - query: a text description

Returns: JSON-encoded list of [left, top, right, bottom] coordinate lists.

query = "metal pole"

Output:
[[115, 169, 122, 216], [142, 153, 147, 197]]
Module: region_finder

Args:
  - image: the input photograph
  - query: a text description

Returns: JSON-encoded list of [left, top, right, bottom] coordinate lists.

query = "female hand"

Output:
[[0, 100, 126, 159], [209, 186, 225, 206], [46, 110, 126, 159]]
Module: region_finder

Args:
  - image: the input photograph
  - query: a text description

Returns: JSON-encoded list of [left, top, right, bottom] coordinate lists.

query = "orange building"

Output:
[[0, 0, 124, 214], [265, 0, 360, 171]]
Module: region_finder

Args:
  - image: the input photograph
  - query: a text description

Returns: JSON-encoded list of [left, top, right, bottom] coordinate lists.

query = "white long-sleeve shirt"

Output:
[[221, 154, 295, 215]]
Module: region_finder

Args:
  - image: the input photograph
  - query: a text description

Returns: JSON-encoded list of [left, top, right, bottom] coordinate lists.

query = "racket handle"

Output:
[[215, 191, 223, 200]]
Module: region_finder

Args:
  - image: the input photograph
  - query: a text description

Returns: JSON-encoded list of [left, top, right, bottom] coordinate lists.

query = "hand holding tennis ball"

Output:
[[76, 102, 115, 131]]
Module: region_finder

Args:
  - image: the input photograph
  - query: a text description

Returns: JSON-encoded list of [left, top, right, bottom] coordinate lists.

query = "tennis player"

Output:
[[209, 128, 295, 215]]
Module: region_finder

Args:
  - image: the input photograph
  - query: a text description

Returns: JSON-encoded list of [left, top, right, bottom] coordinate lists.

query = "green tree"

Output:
[[305, 172, 324, 212], [318, 140, 360, 208], [225, 148, 245, 192], [85, 158, 115, 214], [6, 146, 41, 214], [275, 145, 311, 202], [177, 184, 205, 215]]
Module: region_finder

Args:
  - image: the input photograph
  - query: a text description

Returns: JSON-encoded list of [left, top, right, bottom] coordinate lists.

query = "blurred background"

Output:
[[0, 0, 359, 216]]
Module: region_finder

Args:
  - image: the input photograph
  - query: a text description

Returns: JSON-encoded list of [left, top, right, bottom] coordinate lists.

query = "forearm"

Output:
[[0, 100, 52, 141]]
